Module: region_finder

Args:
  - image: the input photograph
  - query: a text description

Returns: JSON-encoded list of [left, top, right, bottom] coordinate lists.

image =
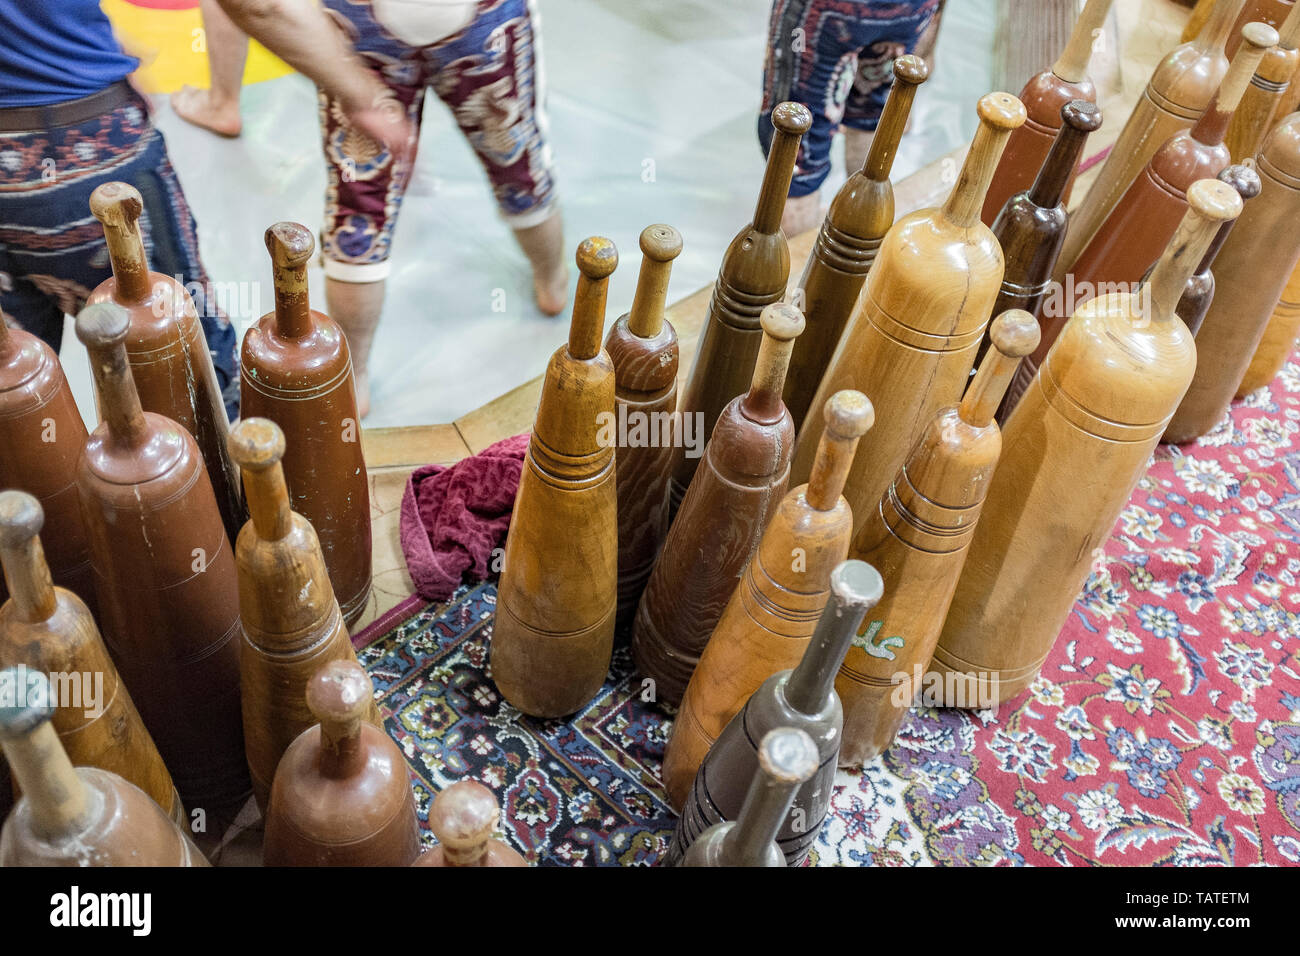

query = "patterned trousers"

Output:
[[0, 87, 239, 417], [759, 0, 941, 197]]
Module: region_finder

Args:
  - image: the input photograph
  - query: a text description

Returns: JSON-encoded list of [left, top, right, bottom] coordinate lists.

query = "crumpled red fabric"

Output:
[[399, 432, 530, 602]]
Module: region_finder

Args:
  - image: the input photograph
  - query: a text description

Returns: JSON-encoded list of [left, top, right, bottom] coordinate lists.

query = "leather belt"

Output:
[[0, 80, 136, 133]]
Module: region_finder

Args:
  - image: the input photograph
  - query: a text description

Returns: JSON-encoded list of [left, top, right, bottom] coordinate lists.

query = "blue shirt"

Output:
[[0, 1, 139, 107]]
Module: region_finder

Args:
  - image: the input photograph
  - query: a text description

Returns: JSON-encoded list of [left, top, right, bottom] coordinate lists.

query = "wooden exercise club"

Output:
[[632, 303, 804, 707], [263, 660, 420, 866], [0, 313, 94, 614], [980, 0, 1114, 224], [606, 224, 682, 629], [87, 181, 243, 545], [979, 100, 1100, 419], [1056, 0, 1246, 279], [660, 387, 871, 806], [492, 238, 619, 718], [228, 417, 378, 811], [1166, 115, 1300, 442], [666, 559, 883, 867], [0, 669, 206, 866], [1224, 1, 1300, 162], [73, 301, 249, 820], [789, 91, 1026, 537], [676, 727, 819, 868], [1066, 22, 1274, 298], [837, 311, 1039, 766], [240, 223, 372, 627], [412, 781, 527, 867], [933, 179, 1244, 706], [0, 490, 180, 821], [667, 101, 811, 514], [783, 55, 928, 431]]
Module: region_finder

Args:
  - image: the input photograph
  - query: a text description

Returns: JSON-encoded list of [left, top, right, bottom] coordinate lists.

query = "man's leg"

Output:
[[324, 275, 385, 418], [318, 67, 423, 418], [427, 0, 566, 316], [172, 0, 249, 137], [842, 1, 941, 173]]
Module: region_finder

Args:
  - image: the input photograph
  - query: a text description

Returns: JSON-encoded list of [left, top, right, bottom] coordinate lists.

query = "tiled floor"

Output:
[[62, 0, 995, 430]]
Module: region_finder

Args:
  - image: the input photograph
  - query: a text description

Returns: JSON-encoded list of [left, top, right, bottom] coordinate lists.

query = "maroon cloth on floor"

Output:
[[400, 432, 530, 602]]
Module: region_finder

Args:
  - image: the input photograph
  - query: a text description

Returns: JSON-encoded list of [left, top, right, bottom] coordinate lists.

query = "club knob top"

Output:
[[988, 309, 1041, 359], [757, 727, 820, 785], [265, 221, 316, 269], [771, 101, 813, 136], [306, 660, 374, 726], [1060, 99, 1103, 134], [0, 489, 44, 551], [88, 180, 144, 226], [1186, 178, 1245, 224], [228, 417, 287, 472], [823, 389, 874, 440], [74, 301, 131, 351], [976, 91, 1028, 132], [893, 53, 930, 86], [638, 224, 683, 263], [829, 559, 885, 611], [759, 301, 805, 342], [576, 236, 618, 281]]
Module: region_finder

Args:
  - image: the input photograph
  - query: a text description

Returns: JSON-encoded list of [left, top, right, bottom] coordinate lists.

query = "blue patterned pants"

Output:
[[0, 87, 239, 418], [759, 0, 940, 197]]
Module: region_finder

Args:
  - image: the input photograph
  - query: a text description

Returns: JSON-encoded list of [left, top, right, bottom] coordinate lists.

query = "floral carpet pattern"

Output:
[[358, 359, 1300, 866]]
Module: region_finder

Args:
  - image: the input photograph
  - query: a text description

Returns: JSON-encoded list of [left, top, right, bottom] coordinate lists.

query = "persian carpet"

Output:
[[357, 359, 1300, 866]]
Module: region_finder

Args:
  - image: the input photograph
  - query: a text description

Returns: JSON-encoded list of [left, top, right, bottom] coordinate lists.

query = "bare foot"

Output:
[[354, 371, 371, 419], [172, 85, 243, 138], [533, 266, 568, 317], [781, 191, 825, 237]]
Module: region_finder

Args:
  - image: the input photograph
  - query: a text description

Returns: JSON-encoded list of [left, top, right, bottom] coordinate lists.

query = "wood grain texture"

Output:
[[838, 311, 1037, 765], [664, 560, 881, 867], [0, 710, 205, 866], [1240, 251, 1300, 394], [660, 389, 870, 808], [491, 239, 619, 718], [73, 303, 249, 820], [1167, 117, 1300, 440], [0, 491, 180, 821], [1064, 24, 1272, 305], [667, 103, 811, 516], [982, 0, 1112, 224], [981, 100, 1101, 417], [933, 182, 1241, 705], [632, 304, 805, 708], [788, 93, 1025, 541], [0, 320, 95, 616], [1056, 0, 1244, 280], [784, 57, 927, 431], [229, 418, 379, 812], [1225, 44, 1300, 162], [608, 226, 681, 629], [1184, 0, 1220, 41], [240, 223, 372, 627], [86, 182, 243, 547], [263, 661, 420, 866]]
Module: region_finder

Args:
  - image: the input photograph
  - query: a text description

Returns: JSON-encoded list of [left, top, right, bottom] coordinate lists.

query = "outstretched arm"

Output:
[[213, 0, 415, 158]]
